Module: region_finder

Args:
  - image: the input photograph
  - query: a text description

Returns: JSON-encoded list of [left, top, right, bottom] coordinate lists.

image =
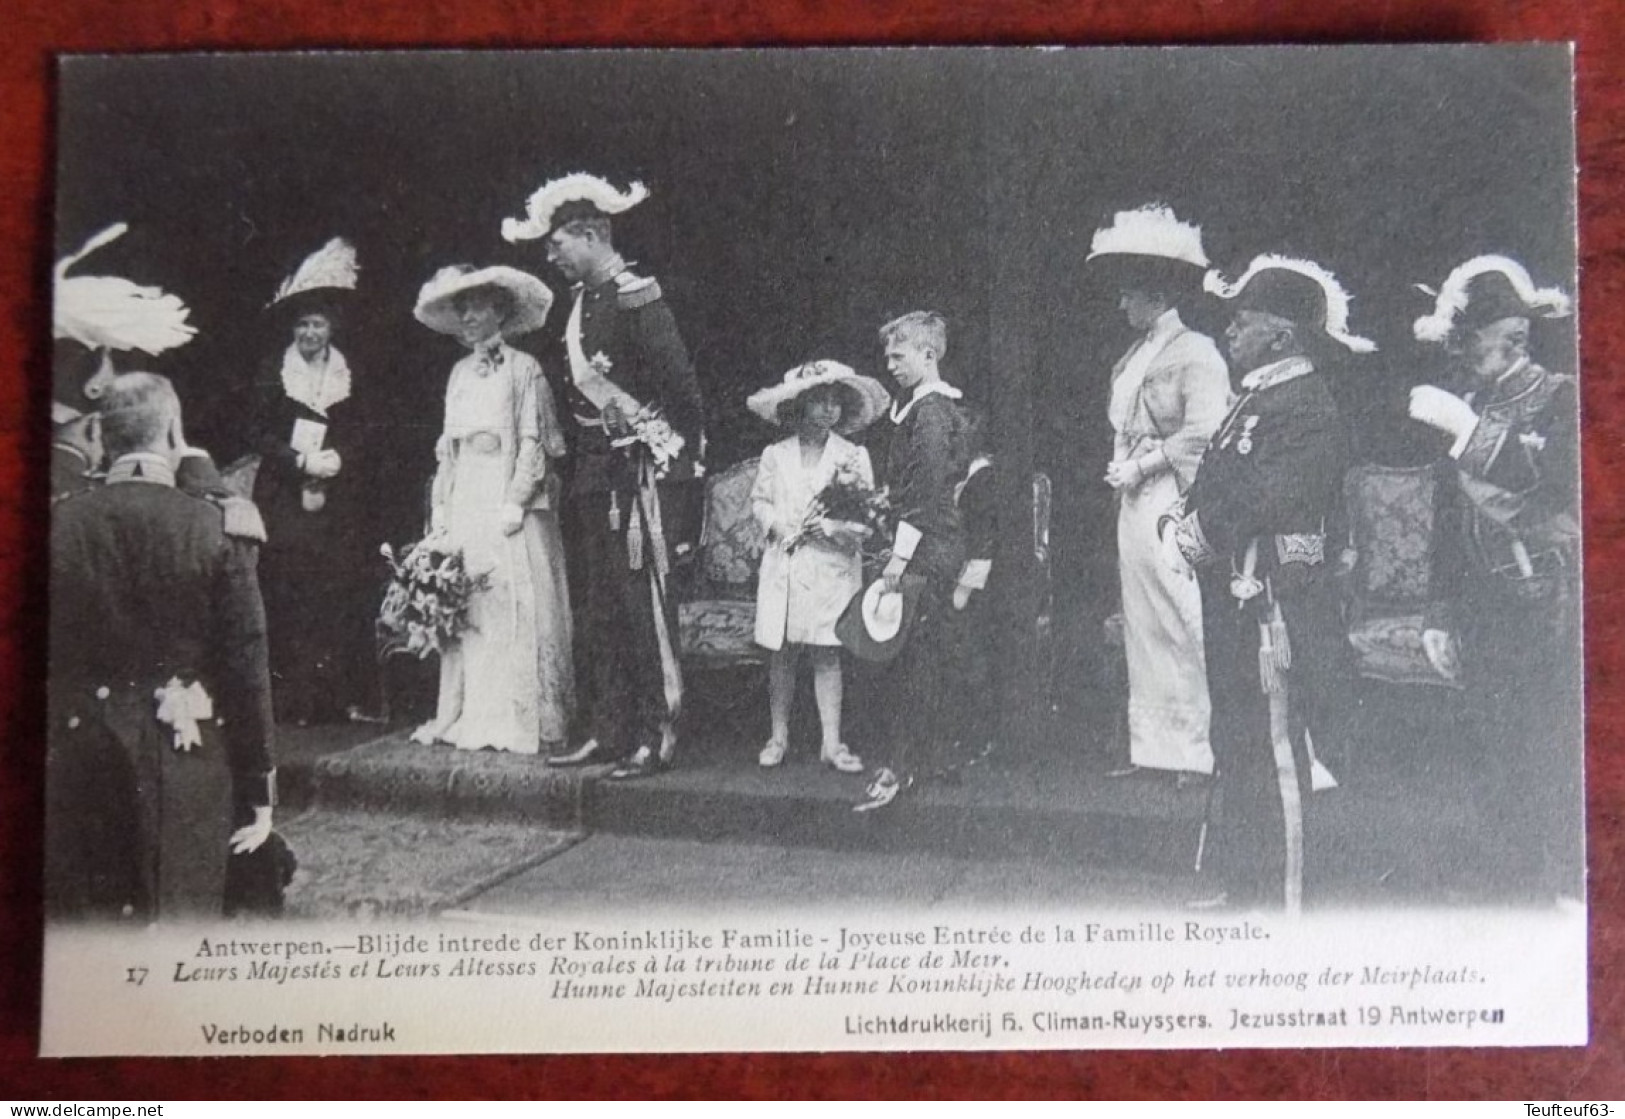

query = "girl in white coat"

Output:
[[746, 361, 892, 773]]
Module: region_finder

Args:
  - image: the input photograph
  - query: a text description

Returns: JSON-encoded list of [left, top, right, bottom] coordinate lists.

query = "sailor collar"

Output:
[[1239, 356, 1316, 393], [105, 452, 176, 487], [890, 381, 963, 424]]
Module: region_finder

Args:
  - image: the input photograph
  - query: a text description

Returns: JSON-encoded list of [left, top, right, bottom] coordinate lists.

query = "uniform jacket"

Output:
[[1428, 359, 1579, 622], [1183, 356, 1349, 591], [547, 263, 704, 495], [48, 462, 275, 920]]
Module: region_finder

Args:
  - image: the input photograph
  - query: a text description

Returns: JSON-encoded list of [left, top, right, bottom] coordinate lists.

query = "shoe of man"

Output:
[[854, 767, 908, 813], [608, 741, 669, 781]]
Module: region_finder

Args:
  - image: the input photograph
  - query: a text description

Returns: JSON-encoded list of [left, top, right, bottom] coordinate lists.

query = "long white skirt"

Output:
[[1117, 470, 1214, 774], [424, 449, 573, 754]]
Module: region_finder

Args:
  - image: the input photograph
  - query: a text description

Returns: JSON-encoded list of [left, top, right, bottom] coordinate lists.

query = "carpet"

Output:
[[280, 808, 583, 920]]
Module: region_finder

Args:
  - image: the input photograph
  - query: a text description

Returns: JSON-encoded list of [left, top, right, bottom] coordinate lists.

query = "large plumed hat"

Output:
[[1088, 204, 1210, 267], [268, 237, 359, 320], [1204, 253, 1377, 353], [746, 360, 892, 435], [413, 265, 555, 338], [53, 223, 196, 356], [1412, 254, 1572, 344], [501, 173, 650, 244]]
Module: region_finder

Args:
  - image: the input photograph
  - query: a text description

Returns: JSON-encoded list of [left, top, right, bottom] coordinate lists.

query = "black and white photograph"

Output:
[[41, 45, 1585, 1055]]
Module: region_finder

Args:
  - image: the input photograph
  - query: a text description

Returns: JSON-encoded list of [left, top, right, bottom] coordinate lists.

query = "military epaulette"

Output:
[[615, 270, 663, 310], [212, 495, 268, 543]]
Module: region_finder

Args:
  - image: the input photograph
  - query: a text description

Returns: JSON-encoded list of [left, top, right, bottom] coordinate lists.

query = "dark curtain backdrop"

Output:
[[54, 46, 1576, 753]]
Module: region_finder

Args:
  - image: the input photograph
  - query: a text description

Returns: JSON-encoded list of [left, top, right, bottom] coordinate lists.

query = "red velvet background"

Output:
[[1, 0, 1620, 1100]]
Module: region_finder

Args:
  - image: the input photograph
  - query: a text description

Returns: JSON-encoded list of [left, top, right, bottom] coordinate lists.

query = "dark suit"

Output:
[[548, 264, 704, 754], [877, 388, 971, 779], [48, 458, 275, 921], [1179, 357, 1348, 907]]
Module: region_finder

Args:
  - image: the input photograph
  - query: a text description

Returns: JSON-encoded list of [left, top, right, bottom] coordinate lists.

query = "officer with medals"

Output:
[[502, 174, 705, 778], [48, 373, 276, 923], [1163, 254, 1371, 912], [1408, 255, 1581, 905]]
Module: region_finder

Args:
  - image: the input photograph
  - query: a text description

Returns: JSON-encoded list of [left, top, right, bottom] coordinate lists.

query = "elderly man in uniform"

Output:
[[48, 373, 276, 922], [1164, 255, 1371, 911], [1408, 254, 1581, 905], [502, 174, 705, 778]]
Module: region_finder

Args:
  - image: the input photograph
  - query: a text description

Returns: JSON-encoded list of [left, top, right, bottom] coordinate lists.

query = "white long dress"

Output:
[[418, 342, 574, 753], [1109, 309, 1231, 774], [751, 432, 873, 650]]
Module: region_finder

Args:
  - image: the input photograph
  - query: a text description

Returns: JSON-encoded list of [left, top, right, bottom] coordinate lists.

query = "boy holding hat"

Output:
[[1409, 254, 1581, 905], [856, 311, 973, 812], [1164, 254, 1367, 910]]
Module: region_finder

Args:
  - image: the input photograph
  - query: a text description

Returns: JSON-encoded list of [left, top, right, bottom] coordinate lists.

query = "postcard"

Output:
[[42, 44, 1584, 1056]]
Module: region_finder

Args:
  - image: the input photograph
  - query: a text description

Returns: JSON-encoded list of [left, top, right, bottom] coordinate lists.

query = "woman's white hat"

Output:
[[53, 222, 196, 355], [413, 264, 555, 338], [745, 360, 892, 435], [1087, 203, 1210, 268]]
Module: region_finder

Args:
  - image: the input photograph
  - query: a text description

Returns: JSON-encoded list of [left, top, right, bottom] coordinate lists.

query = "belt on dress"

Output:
[[454, 430, 504, 454]]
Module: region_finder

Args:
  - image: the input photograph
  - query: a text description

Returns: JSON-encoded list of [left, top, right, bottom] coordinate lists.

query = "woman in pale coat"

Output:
[[747, 361, 892, 773], [1088, 206, 1232, 780]]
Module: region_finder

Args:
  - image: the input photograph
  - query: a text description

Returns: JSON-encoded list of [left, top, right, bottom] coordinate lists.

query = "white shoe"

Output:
[[821, 744, 864, 773], [758, 739, 788, 767]]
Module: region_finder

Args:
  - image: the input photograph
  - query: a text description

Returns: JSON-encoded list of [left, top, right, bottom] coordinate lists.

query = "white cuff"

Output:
[[958, 558, 992, 591], [893, 521, 923, 561], [1447, 419, 1480, 460]]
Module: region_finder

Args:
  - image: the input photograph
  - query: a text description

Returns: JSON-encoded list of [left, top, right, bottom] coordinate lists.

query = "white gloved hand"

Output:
[[430, 505, 448, 535], [952, 584, 973, 611], [1408, 386, 1479, 442], [499, 503, 525, 536], [1422, 628, 1462, 682], [230, 805, 273, 855], [882, 554, 908, 594]]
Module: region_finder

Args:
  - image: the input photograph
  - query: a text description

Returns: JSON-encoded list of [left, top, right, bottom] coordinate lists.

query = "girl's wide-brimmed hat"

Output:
[[267, 237, 359, 324], [1203, 252, 1378, 353], [1412, 254, 1572, 344], [745, 360, 893, 435], [501, 173, 650, 244], [413, 264, 556, 338], [1086, 204, 1211, 293]]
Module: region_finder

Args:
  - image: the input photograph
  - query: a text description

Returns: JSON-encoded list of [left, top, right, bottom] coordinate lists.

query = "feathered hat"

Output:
[[1204, 253, 1377, 353], [501, 173, 650, 243], [1087, 203, 1211, 293], [1411, 254, 1572, 344], [268, 237, 359, 321], [413, 264, 555, 339], [53, 222, 196, 420], [746, 360, 893, 435]]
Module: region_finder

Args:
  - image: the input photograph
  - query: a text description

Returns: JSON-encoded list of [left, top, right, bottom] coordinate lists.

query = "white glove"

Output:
[[430, 505, 448, 535], [230, 805, 273, 855], [499, 503, 525, 536], [303, 448, 342, 479], [1104, 458, 1142, 491], [952, 584, 973, 611], [1408, 386, 1479, 443]]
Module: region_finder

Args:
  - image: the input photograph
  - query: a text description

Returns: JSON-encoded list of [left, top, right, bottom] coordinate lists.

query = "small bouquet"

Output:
[[378, 533, 489, 659], [611, 404, 687, 480], [784, 450, 893, 556]]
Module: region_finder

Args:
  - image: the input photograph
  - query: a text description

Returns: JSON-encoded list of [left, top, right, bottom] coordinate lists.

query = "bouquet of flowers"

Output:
[[611, 404, 686, 480], [784, 450, 893, 557], [377, 533, 489, 659]]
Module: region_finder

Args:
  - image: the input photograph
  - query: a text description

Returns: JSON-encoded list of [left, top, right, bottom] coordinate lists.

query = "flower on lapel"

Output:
[[589, 352, 614, 376]]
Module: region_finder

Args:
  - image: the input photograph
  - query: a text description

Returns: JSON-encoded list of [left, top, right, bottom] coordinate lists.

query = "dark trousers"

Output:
[[1200, 570, 1322, 908], [566, 489, 682, 754], [1457, 579, 1584, 902], [877, 577, 972, 780]]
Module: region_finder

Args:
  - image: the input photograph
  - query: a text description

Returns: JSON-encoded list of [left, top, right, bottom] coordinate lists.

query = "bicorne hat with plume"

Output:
[[1204, 253, 1377, 353], [501, 173, 650, 244], [1411, 254, 1571, 344]]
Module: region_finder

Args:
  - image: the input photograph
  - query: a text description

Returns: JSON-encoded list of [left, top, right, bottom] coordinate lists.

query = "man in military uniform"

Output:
[[1409, 255, 1581, 905], [48, 373, 276, 922], [856, 311, 973, 812], [502, 174, 705, 777], [1165, 256, 1369, 911], [50, 341, 111, 504]]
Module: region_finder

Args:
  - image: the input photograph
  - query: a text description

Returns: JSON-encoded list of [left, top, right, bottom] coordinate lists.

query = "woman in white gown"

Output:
[[1088, 206, 1232, 779], [410, 264, 574, 754]]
